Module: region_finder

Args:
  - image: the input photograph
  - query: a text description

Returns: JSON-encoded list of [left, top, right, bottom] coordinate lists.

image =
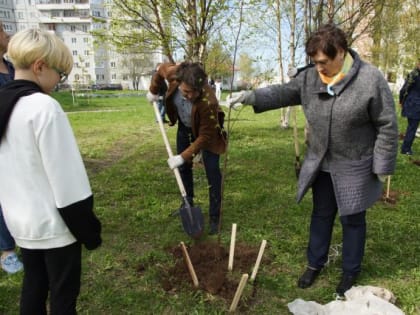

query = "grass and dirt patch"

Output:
[[0, 92, 418, 314]]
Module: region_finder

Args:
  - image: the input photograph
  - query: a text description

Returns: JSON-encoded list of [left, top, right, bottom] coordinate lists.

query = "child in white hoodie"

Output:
[[0, 28, 101, 315]]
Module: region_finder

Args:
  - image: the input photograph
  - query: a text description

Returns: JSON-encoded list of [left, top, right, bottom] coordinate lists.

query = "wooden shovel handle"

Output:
[[152, 101, 188, 198]]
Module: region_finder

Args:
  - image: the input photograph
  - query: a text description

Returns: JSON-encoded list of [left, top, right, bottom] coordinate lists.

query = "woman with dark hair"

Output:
[[147, 62, 227, 234], [226, 23, 398, 296]]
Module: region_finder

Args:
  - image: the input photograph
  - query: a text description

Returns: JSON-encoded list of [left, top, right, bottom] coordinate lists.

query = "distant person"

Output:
[[400, 59, 420, 155], [147, 62, 227, 234], [154, 63, 169, 123], [0, 19, 23, 275], [0, 28, 102, 314], [215, 79, 222, 101], [209, 77, 215, 90], [227, 23, 398, 296]]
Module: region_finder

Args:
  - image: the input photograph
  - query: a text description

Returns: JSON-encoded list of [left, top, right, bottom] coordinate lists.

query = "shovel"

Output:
[[152, 101, 204, 239]]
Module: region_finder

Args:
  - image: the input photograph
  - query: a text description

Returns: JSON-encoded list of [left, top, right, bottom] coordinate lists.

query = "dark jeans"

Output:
[[157, 97, 166, 120], [0, 205, 15, 251], [20, 242, 81, 315], [401, 118, 419, 153], [177, 121, 221, 218], [307, 171, 366, 275]]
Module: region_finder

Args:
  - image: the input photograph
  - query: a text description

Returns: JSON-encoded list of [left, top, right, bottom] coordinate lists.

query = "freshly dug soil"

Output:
[[160, 241, 267, 301]]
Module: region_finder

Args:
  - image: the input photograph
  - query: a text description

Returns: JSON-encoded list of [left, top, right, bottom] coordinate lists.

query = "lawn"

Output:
[[0, 92, 418, 314]]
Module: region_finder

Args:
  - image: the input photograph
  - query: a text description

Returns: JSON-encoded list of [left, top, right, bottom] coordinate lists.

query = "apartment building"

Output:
[[1, 0, 162, 90]]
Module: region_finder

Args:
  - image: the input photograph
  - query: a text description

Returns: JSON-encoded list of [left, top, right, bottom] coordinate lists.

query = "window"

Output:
[[85, 62, 90, 68], [111, 74, 116, 80], [70, 25, 76, 32], [82, 25, 88, 32], [122, 75, 128, 80], [71, 38, 76, 43], [84, 50, 89, 56], [110, 62, 116, 68], [74, 62, 79, 68], [72, 50, 78, 56], [83, 37, 89, 43], [74, 74, 80, 81], [18, 12, 24, 19]]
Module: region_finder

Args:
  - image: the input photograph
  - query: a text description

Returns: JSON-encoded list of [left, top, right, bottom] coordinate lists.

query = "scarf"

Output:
[[319, 53, 353, 95], [0, 80, 43, 141]]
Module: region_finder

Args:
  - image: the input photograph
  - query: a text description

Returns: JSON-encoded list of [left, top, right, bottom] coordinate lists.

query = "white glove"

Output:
[[167, 155, 184, 169], [225, 91, 254, 110], [377, 174, 388, 183], [146, 91, 159, 103]]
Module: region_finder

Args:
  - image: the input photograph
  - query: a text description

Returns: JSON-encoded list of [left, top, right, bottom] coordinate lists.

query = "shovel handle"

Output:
[[152, 101, 188, 198]]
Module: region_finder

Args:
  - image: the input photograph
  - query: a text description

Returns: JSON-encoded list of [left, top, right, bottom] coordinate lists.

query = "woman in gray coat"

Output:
[[227, 24, 398, 296]]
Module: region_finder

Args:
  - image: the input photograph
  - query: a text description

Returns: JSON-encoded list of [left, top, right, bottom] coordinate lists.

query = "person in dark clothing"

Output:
[[400, 60, 420, 155], [154, 63, 169, 123], [0, 19, 24, 275]]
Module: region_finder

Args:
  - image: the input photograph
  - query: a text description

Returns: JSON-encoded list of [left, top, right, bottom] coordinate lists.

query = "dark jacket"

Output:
[[149, 63, 227, 161], [250, 49, 398, 215], [400, 67, 420, 120]]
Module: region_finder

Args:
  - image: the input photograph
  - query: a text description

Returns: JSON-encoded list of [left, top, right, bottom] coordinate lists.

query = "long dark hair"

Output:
[[175, 62, 207, 91]]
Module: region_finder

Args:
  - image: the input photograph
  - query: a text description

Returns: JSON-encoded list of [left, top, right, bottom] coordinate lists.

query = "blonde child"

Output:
[[0, 29, 101, 314]]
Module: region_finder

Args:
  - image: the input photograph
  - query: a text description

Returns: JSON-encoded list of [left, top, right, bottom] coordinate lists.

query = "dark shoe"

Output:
[[208, 216, 219, 235], [163, 119, 170, 124], [336, 273, 358, 296], [401, 150, 413, 155], [297, 267, 321, 289]]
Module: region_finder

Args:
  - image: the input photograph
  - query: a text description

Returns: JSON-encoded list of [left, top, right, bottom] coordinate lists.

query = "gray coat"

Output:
[[251, 49, 398, 215]]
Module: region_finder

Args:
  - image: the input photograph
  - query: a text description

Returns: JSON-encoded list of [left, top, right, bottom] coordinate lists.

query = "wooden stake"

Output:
[[228, 223, 237, 271], [250, 240, 267, 282], [229, 273, 249, 312], [180, 242, 199, 288], [386, 175, 391, 199]]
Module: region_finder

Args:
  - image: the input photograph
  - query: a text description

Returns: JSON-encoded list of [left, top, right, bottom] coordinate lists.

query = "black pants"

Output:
[[20, 242, 82, 315], [401, 118, 419, 153], [307, 171, 366, 275], [176, 120, 222, 218]]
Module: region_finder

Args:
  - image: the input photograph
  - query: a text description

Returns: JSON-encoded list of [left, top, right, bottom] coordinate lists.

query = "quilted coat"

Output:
[[149, 63, 227, 161], [250, 49, 398, 215]]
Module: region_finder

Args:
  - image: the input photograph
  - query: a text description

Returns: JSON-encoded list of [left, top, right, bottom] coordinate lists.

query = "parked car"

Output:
[[91, 83, 123, 91]]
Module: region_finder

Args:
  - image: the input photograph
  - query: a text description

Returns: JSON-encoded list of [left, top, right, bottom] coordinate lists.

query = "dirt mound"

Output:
[[160, 241, 268, 301]]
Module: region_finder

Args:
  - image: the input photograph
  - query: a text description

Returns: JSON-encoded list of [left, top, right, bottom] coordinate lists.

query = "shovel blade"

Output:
[[180, 205, 204, 239]]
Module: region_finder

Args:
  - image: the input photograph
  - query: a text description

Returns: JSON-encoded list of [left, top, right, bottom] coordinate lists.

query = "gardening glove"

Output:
[[146, 91, 159, 103], [377, 174, 388, 183], [167, 155, 184, 170], [226, 91, 255, 110]]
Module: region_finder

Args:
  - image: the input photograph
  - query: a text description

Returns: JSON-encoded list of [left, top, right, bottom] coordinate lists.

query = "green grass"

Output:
[[0, 92, 419, 314]]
